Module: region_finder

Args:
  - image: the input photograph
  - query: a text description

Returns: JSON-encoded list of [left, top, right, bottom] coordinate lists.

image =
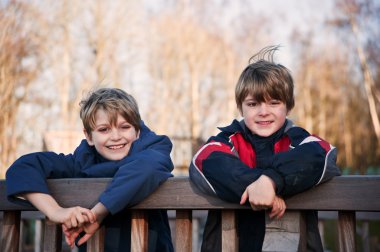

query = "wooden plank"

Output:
[[0, 211, 20, 252], [43, 219, 62, 252], [338, 211, 356, 252], [175, 210, 192, 252], [263, 211, 302, 252], [298, 211, 307, 252], [131, 210, 148, 252], [87, 225, 105, 252], [1, 176, 380, 211], [285, 176, 380, 211], [221, 210, 237, 252]]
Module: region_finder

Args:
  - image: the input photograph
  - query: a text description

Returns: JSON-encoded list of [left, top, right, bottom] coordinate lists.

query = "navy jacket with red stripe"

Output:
[[189, 119, 340, 203]]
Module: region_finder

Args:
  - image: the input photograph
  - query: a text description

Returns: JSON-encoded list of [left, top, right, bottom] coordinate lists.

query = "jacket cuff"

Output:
[[98, 195, 116, 215], [261, 169, 284, 195]]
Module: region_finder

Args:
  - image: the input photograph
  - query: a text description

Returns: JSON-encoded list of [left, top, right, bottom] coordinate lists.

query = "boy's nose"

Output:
[[258, 103, 269, 115], [110, 129, 121, 140]]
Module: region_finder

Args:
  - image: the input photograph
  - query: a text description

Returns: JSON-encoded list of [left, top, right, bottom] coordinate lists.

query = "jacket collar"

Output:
[[219, 118, 294, 140]]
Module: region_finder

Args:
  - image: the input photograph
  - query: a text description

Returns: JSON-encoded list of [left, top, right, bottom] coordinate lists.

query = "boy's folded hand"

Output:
[[62, 215, 100, 248], [269, 196, 286, 219], [54, 206, 95, 229], [240, 175, 276, 211]]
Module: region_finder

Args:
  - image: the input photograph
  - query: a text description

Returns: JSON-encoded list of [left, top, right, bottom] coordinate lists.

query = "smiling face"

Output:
[[241, 95, 288, 137], [84, 109, 139, 161]]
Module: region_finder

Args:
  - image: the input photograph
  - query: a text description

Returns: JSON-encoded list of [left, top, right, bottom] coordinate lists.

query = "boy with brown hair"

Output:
[[7, 87, 174, 251], [189, 46, 340, 251]]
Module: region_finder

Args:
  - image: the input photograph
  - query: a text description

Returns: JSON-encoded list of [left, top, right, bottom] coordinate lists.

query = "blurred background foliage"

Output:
[[0, 0, 380, 178]]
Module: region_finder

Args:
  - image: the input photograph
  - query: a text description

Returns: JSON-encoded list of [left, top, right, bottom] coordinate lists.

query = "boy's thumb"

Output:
[[240, 190, 248, 205]]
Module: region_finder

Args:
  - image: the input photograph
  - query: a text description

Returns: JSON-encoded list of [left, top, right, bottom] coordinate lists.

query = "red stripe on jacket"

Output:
[[195, 141, 234, 172]]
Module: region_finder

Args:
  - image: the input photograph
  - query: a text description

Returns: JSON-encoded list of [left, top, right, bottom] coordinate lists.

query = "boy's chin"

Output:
[[101, 152, 129, 161]]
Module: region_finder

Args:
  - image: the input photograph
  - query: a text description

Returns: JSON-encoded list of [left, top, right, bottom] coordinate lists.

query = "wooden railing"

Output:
[[1, 175, 380, 252]]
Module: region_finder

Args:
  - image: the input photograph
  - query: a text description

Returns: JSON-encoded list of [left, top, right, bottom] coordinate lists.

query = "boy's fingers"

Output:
[[83, 210, 96, 223], [269, 207, 278, 219], [62, 224, 68, 232], [71, 215, 78, 228], [277, 209, 285, 219], [77, 233, 93, 246], [64, 234, 74, 247], [240, 190, 248, 205]]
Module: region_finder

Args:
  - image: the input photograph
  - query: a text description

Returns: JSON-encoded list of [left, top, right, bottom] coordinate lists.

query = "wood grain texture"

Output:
[[87, 225, 105, 252], [1, 176, 380, 211], [43, 219, 62, 252], [1, 176, 379, 252], [0, 211, 20, 252], [221, 210, 237, 252], [131, 210, 148, 252], [175, 210, 192, 252], [338, 211, 356, 252]]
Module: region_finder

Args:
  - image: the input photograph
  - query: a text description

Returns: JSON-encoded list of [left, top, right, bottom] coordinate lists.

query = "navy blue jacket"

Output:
[[190, 119, 340, 252], [6, 122, 174, 252]]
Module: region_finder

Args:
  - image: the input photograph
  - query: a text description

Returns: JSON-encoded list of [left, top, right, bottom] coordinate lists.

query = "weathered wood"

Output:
[[0, 211, 20, 252], [87, 225, 105, 252], [1, 176, 380, 211], [221, 210, 237, 252], [175, 210, 192, 252], [338, 211, 356, 252], [298, 211, 307, 252], [43, 219, 62, 252], [1, 176, 380, 252], [131, 210, 148, 252], [263, 211, 302, 252]]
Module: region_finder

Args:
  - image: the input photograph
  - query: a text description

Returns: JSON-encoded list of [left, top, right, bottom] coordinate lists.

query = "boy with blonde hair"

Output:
[[7, 88, 174, 251]]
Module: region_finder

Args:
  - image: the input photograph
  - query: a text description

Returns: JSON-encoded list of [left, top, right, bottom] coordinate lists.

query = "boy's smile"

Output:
[[84, 109, 139, 161], [241, 95, 288, 137]]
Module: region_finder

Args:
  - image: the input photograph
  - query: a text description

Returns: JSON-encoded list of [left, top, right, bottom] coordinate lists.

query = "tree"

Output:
[[0, 1, 44, 178], [333, 0, 380, 148]]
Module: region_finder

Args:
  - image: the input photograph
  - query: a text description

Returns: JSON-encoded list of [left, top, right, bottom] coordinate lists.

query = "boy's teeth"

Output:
[[109, 144, 124, 149]]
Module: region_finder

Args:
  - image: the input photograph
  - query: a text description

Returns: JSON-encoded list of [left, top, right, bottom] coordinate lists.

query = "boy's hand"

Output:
[[63, 202, 108, 248], [50, 206, 96, 229], [240, 175, 276, 210], [22, 193, 95, 228], [62, 224, 82, 249], [269, 196, 286, 219], [63, 220, 100, 248]]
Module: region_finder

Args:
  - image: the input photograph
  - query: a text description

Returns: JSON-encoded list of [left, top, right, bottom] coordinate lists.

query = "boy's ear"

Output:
[[83, 129, 94, 146]]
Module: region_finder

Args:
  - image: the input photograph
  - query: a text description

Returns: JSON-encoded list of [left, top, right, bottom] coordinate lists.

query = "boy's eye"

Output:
[[98, 127, 109, 132], [269, 100, 281, 106], [121, 125, 131, 129], [247, 102, 257, 107]]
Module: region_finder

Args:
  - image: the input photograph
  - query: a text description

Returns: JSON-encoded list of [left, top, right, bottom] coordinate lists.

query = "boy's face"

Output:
[[84, 109, 139, 161], [241, 95, 288, 137]]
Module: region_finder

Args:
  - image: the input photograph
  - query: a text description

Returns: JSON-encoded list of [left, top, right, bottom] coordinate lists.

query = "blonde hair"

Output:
[[79, 88, 141, 134]]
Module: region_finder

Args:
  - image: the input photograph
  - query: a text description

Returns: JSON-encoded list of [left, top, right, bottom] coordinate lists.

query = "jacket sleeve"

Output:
[[189, 133, 263, 203], [6, 151, 76, 205], [98, 131, 174, 215], [262, 127, 341, 197]]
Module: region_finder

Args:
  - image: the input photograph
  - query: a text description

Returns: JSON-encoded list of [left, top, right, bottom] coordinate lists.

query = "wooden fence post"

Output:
[[221, 210, 237, 252], [1, 211, 20, 252], [43, 219, 62, 252], [338, 211, 356, 252], [87, 225, 105, 252], [131, 210, 148, 252], [176, 210, 192, 252]]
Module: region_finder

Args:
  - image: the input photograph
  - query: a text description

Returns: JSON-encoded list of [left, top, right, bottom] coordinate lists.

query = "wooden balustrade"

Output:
[[1, 175, 380, 252]]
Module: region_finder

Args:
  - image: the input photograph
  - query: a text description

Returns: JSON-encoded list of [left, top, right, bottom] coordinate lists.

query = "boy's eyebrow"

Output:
[[94, 122, 110, 127], [243, 97, 256, 102]]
